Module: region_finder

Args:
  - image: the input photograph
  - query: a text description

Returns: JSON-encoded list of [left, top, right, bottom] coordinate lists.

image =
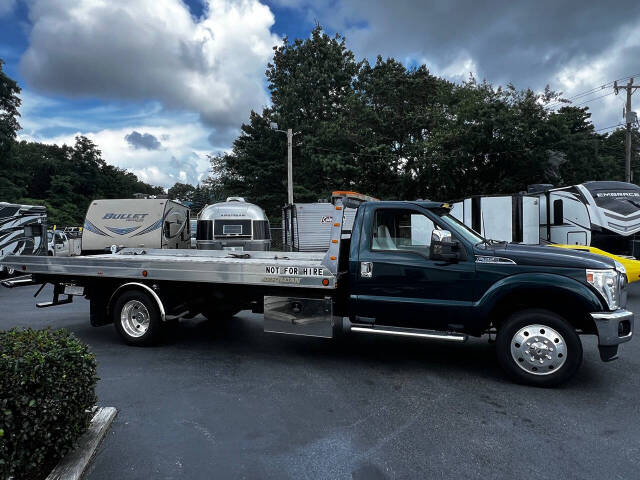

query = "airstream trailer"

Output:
[[196, 197, 271, 251]]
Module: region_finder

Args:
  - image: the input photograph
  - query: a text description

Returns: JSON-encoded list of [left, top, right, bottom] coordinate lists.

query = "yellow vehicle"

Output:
[[551, 244, 640, 283]]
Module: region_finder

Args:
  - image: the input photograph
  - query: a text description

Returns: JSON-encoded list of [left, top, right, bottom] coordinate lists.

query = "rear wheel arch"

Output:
[[107, 282, 166, 322]]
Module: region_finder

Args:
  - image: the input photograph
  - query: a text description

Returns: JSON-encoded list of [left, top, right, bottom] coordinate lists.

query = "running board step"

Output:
[[350, 325, 467, 342]]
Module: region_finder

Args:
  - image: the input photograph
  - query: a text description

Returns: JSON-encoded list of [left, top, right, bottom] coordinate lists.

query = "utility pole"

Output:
[[287, 128, 293, 205], [614, 78, 640, 182], [271, 123, 298, 204]]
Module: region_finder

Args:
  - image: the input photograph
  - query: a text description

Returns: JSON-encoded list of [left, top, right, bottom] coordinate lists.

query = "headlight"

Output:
[[586, 268, 619, 310]]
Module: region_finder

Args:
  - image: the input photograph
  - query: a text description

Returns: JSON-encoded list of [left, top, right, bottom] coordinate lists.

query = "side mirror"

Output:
[[430, 229, 460, 262]]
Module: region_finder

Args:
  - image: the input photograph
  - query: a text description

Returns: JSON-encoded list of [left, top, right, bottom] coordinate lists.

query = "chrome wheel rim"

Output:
[[510, 324, 567, 375], [120, 300, 150, 338]]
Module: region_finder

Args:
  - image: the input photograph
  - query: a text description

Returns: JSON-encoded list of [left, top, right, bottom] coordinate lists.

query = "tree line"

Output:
[[206, 26, 640, 223], [0, 60, 164, 226]]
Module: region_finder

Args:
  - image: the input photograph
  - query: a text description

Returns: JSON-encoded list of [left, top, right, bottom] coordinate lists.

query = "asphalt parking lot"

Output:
[[2, 283, 640, 479]]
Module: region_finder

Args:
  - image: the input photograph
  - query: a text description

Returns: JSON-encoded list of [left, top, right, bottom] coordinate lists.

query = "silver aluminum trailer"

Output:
[[197, 197, 271, 251], [1, 200, 347, 345]]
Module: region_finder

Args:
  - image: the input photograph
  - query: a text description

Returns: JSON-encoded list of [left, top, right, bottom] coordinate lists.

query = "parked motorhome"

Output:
[[451, 181, 640, 258], [82, 199, 190, 254], [282, 191, 376, 252], [0, 202, 47, 276], [197, 197, 271, 251]]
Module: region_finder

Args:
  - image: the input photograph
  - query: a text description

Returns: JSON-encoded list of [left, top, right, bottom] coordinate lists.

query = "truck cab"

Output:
[[346, 200, 633, 386]]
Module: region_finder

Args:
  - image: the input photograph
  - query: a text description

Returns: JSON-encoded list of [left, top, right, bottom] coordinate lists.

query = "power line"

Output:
[[546, 72, 640, 109], [594, 122, 625, 132], [572, 91, 615, 107]]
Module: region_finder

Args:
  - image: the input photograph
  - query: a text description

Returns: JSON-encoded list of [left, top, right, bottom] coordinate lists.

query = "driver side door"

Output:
[[352, 207, 476, 331]]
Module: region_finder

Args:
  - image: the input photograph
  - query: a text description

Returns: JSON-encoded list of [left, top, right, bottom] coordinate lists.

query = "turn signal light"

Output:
[[331, 239, 338, 244], [322, 279, 329, 286], [334, 222, 340, 227], [335, 206, 342, 210], [330, 256, 337, 260], [586, 272, 594, 283], [142, 270, 148, 277]]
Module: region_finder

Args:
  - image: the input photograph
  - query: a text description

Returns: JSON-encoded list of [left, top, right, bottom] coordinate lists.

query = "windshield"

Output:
[[435, 211, 485, 244]]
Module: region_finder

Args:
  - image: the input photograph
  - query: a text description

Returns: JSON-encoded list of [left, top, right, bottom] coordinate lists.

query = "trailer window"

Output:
[[197, 220, 213, 240], [252, 220, 271, 240], [553, 199, 563, 226], [214, 220, 251, 238], [223, 224, 243, 235]]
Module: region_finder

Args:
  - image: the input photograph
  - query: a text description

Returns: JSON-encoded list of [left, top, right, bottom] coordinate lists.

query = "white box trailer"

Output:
[[82, 199, 190, 254], [282, 191, 374, 252], [451, 195, 540, 244]]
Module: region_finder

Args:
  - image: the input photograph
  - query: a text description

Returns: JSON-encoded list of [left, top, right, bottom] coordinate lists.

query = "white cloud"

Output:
[[18, 121, 218, 189], [20, 0, 280, 131]]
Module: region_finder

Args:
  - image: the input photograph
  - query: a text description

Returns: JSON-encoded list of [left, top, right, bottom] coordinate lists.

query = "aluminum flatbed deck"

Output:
[[2, 248, 338, 289]]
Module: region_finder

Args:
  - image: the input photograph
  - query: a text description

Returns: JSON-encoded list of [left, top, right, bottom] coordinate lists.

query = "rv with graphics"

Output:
[[0, 202, 47, 276], [451, 181, 640, 258], [82, 199, 190, 254]]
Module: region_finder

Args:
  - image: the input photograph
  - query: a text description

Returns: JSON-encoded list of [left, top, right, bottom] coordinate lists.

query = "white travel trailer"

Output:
[[451, 181, 640, 258], [450, 195, 541, 244], [82, 199, 190, 254], [0, 202, 47, 276], [197, 197, 271, 251], [282, 191, 376, 252]]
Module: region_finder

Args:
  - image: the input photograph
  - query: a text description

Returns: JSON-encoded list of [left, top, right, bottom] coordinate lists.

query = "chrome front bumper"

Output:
[[591, 309, 634, 361]]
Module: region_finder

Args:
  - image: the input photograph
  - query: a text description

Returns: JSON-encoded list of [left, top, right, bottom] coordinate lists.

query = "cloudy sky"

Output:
[[1, 0, 639, 189]]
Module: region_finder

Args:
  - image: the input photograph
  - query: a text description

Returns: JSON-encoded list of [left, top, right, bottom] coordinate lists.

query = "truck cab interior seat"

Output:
[[373, 225, 397, 250]]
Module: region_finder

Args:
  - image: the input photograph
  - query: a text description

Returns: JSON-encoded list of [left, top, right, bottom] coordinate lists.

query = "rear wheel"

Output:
[[113, 290, 163, 346], [496, 309, 582, 387]]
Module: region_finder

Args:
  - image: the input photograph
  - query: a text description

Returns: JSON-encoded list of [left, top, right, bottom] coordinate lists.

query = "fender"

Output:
[[475, 272, 605, 320], [107, 282, 166, 322]]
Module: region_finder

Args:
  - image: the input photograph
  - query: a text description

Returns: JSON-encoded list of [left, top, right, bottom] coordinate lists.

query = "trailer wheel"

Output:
[[113, 290, 162, 346], [496, 309, 583, 387]]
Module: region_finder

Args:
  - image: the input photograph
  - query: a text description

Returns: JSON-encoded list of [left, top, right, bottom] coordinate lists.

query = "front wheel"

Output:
[[113, 290, 163, 346], [496, 309, 583, 387]]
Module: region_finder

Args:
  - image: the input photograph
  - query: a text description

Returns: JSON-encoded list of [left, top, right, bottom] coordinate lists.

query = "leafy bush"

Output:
[[0, 328, 98, 479]]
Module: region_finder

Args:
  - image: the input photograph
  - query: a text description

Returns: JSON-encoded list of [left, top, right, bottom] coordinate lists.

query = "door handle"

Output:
[[360, 261, 373, 278]]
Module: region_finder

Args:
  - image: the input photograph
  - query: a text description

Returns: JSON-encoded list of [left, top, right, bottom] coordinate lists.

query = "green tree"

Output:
[[168, 182, 196, 202], [0, 59, 21, 161]]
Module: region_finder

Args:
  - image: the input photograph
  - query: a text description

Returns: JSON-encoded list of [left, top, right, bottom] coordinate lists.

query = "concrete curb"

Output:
[[46, 407, 118, 480]]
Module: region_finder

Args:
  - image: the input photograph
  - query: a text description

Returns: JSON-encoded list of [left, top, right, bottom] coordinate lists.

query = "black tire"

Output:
[[496, 309, 583, 387], [113, 289, 163, 346]]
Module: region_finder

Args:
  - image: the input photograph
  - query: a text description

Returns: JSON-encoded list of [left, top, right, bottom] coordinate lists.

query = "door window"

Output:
[[372, 209, 435, 255]]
